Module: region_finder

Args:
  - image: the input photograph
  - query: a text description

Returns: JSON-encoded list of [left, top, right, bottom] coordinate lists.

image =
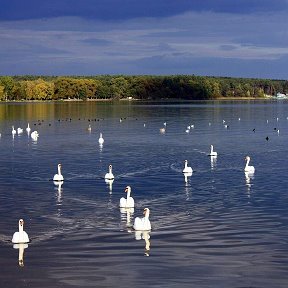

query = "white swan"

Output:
[[244, 156, 255, 173], [17, 127, 23, 134], [26, 123, 31, 134], [98, 133, 104, 144], [120, 186, 135, 208], [87, 124, 92, 132], [159, 127, 166, 134], [183, 160, 193, 173], [12, 126, 16, 135], [31, 131, 39, 140], [133, 208, 151, 231], [208, 145, 217, 156], [105, 164, 114, 180], [53, 164, 64, 181], [12, 219, 30, 244]]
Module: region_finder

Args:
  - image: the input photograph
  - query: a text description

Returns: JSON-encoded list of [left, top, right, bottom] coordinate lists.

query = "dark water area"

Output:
[[0, 100, 288, 287]]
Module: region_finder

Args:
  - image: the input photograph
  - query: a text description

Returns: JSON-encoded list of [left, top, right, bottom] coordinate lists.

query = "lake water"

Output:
[[0, 100, 288, 288]]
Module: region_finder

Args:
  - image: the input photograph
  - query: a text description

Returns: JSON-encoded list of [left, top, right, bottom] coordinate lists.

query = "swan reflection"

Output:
[[245, 172, 254, 197], [210, 156, 217, 170], [184, 171, 192, 185], [184, 172, 192, 200], [13, 243, 28, 267], [105, 178, 114, 194], [120, 207, 134, 230], [135, 230, 151, 256], [54, 181, 63, 204]]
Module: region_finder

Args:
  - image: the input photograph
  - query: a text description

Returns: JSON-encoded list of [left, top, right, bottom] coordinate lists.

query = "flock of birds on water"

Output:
[[7, 113, 284, 265]]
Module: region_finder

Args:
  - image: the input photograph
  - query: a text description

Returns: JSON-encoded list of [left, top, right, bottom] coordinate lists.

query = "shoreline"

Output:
[[0, 96, 282, 104]]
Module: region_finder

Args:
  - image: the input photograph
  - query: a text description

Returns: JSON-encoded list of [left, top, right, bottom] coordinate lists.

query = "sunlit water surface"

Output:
[[0, 100, 288, 288]]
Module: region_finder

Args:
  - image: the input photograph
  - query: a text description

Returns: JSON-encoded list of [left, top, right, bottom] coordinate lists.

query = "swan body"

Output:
[[244, 156, 255, 173], [120, 186, 135, 208], [31, 131, 39, 140], [183, 160, 193, 173], [26, 123, 31, 133], [209, 145, 217, 156], [98, 133, 104, 144], [160, 127, 166, 134], [105, 164, 114, 180], [53, 164, 64, 181], [12, 126, 16, 135], [17, 127, 23, 134], [133, 208, 151, 231], [12, 219, 30, 244]]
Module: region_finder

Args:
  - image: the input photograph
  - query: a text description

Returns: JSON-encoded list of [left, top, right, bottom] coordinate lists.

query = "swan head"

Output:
[[125, 186, 131, 193], [19, 219, 24, 227], [245, 156, 251, 161], [143, 208, 150, 216]]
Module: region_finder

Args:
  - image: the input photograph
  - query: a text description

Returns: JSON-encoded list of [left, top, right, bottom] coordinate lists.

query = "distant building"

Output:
[[276, 92, 287, 99]]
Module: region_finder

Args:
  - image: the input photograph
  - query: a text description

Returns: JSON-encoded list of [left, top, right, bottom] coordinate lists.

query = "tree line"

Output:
[[0, 75, 287, 101]]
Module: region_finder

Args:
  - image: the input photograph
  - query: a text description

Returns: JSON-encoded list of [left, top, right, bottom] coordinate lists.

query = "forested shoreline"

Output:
[[0, 75, 287, 101]]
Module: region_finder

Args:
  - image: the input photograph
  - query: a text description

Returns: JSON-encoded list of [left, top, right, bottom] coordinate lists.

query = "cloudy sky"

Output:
[[0, 0, 288, 79]]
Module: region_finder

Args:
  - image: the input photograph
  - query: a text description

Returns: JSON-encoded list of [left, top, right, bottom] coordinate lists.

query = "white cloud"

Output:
[[0, 10, 288, 75]]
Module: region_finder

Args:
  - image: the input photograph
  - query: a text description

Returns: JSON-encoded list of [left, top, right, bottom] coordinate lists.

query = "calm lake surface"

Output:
[[0, 100, 288, 288]]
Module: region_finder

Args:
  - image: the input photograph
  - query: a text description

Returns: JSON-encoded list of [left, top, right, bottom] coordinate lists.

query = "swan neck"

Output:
[[58, 165, 62, 175], [126, 189, 131, 198], [245, 158, 250, 168], [19, 223, 24, 233]]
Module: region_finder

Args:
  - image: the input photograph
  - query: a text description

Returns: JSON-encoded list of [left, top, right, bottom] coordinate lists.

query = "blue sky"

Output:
[[0, 0, 288, 79]]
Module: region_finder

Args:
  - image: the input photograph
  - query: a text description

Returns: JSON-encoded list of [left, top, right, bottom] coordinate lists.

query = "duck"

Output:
[[98, 133, 104, 144], [133, 208, 151, 231], [53, 164, 64, 181], [183, 160, 193, 173], [105, 164, 114, 180], [120, 186, 135, 208], [244, 156, 255, 173], [12, 219, 30, 244], [208, 145, 217, 157]]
